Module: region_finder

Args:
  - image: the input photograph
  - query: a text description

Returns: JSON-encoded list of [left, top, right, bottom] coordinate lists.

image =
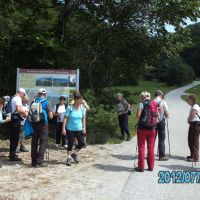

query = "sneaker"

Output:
[[135, 167, 144, 172], [66, 158, 72, 166], [15, 148, 20, 153], [148, 168, 153, 171], [64, 144, 68, 148], [20, 145, 29, 152], [55, 144, 59, 148], [71, 153, 79, 163], [9, 154, 22, 162], [159, 156, 169, 161]]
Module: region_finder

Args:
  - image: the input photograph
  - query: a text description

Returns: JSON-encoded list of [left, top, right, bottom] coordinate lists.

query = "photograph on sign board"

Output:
[[36, 77, 53, 87]]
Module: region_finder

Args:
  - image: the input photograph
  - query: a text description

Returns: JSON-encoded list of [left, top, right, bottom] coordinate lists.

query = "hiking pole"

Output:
[[166, 118, 171, 156], [134, 145, 138, 168]]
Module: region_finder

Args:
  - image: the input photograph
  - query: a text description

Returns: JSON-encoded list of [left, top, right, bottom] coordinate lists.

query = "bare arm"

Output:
[[82, 117, 86, 134], [16, 105, 28, 116], [136, 109, 142, 119], [48, 111, 53, 119], [62, 116, 67, 135], [164, 111, 169, 118], [188, 109, 197, 123]]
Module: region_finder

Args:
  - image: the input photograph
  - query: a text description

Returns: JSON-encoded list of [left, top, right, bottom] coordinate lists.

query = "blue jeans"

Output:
[[118, 114, 130, 137]]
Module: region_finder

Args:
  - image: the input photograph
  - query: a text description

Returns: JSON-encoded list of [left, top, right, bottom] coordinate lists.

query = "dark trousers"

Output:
[[118, 114, 130, 137], [31, 122, 49, 165], [10, 121, 21, 154], [67, 130, 84, 151], [56, 122, 66, 146], [188, 122, 200, 160], [156, 119, 166, 158]]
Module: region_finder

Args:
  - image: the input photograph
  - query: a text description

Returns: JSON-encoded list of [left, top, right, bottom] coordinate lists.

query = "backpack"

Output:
[[28, 99, 47, 123], [3, 96, 12, 115], [122, 99, 132, 116], [138, 99, 158, 129]]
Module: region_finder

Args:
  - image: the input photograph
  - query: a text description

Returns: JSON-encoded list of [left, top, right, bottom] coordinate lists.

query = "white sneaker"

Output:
[[55, 144, 59, 148], [64, 144, 68, 148]]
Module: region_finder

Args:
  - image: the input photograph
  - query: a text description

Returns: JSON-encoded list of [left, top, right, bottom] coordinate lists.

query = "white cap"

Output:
[[38, 88, 47, 94], [18, 88, 26, 95]]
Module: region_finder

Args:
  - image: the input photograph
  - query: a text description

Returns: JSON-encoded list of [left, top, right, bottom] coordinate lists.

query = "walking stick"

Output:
[[134, 145, 138, 168], [166, 119, 171, 156]]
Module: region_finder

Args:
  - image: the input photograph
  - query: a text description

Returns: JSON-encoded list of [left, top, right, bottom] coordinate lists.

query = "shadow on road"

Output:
[[111, 154, 135, 161], [159, 164, 199, 171], [93, 164, 134, 172], [169, 155, 187, 161]]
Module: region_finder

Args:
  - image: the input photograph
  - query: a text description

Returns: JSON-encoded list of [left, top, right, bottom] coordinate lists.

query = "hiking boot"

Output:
[[126, 135, 132, 141], [82, 143, 87, 148], [9, 154, 22, 162], [159, 156, 169, 161], [36, 161, 48, 168], [71, 153, 79, 163], [135, 167, 144, 172], [187, 158, 199, 162], [20, 145, 29, 152], [120, 135, 125, 140], [66, 158, 72, 166]]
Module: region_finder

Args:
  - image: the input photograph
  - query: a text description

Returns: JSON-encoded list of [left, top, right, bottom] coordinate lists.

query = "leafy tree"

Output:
[[181, 22, 200, 77], [0, 0, 200, 95], [156, 56, 195, 86]]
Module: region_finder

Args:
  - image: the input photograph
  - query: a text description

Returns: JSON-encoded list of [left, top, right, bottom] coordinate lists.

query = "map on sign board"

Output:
[[16, 68, 79, 110]]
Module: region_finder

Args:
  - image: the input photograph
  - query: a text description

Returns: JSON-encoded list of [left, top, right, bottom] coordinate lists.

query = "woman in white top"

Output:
[[53, 96, 68, 147], [187, 94, 200, 162]]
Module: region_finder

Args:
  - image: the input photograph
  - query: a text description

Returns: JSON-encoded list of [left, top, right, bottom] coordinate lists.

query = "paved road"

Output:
[[118, 81, 200, 200]]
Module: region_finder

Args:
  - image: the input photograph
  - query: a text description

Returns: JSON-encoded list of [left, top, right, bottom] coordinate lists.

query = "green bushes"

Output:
[[156, 56, 195, 86], [83, 89, 133, 144], [86, 105, 118, 144]]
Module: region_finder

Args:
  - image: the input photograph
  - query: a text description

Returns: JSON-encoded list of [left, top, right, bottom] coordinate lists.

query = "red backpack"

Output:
[[138, 99, 158, 129]]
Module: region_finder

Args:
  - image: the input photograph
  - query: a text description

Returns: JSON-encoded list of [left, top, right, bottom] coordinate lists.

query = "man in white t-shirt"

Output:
[[154, 90, 169, 161], [9, 88, 28, 161]]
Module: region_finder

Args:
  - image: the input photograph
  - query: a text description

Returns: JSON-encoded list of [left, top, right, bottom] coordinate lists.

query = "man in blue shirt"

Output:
[[31, 88, 53, 167]]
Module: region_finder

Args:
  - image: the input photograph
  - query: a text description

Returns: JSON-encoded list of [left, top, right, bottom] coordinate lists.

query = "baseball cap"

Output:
[[19, 88, 26, 95], [38, 88, 47, 94]]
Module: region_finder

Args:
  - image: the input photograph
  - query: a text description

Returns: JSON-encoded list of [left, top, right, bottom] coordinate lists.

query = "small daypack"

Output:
[[28, 99, 47, 123], [138, 99, 158, 129], [3, 96, 12, 115]]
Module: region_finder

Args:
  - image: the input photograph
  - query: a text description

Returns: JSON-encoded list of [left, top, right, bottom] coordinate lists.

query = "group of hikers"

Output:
[[0, 87, 199, 171], [116, 90, 200, 172], [0, 88, 89, 167]]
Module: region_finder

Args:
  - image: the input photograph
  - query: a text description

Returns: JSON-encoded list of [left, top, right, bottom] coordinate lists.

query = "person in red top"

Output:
[[135, 91, 158, 172]]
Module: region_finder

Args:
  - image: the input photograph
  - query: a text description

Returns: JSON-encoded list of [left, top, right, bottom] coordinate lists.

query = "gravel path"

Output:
[[0, 81, 200, 200]]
